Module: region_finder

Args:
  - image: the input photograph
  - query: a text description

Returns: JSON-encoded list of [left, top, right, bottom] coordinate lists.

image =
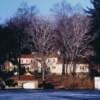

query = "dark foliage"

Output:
[[88, 0, 100, 63], [39, 81, 54, 89], [5, 79, 17, 87], [0, 79, 5, 89]]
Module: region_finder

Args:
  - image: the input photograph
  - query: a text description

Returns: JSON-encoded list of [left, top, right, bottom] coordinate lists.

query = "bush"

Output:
[[0, 79, 5, 89], [5, 79, 17, 87], [39, 81, 54, 89]]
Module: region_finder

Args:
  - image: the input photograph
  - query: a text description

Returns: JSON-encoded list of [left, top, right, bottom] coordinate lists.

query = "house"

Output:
[[18, 54, 38, 72], [18, 53, 90, 75], [48, 63, 89, 75], [67, 63, 89, 74], [31, 52, 58, 73], [46, 57, 89, 75], [45, 53, 59, 73]]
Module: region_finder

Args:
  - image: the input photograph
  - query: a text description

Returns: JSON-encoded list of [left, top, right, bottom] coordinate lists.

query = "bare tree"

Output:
[[51, 0, 95, 75], [67, 15, 94, 74], [58, 14, 95, 75], [51, 0, 74, 75], [30, 18, 56, 81], [7, 2, 39, 53]]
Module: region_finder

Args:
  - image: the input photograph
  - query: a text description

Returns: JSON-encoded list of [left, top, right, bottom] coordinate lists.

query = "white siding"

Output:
[[67, 64, 89, 74], [49, 64, 63, 75], [75, 64, 89, 73], [20, 58, 33, 64], [46, 58, 58, 67]]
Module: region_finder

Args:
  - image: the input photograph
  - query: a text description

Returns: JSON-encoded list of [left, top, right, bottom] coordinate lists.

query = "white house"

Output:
[[32, 53, 59, 73], [46, 62, 89, 75], [46, 58, 89, 75], [18, 53, 90, 75], [67, 63, 89, 74], [18, 54, 38, 72]]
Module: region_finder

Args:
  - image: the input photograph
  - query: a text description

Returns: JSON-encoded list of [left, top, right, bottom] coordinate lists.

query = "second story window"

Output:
[[80, 66, 85, 70]]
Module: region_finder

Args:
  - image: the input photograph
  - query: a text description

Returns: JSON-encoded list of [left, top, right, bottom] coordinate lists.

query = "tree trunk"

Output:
[[41, 57, 46, 81], [18, 56, 21, 80], [42, 61, 45, 81], [62, 57, 66, 75], [72, 62, 76, 77]]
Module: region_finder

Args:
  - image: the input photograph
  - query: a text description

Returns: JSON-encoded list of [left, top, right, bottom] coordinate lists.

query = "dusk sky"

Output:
[[0, 0, 92, 23]]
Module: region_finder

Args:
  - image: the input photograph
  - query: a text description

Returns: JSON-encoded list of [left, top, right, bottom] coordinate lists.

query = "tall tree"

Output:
[[88, 0, 100, 63], [30, 18, 56, 81], [52, 0, 94, 75], [0, 25, 23, 62], [4, 3, 38, 77], [6, 3, 38, 56], [51, 0, 73, 75]]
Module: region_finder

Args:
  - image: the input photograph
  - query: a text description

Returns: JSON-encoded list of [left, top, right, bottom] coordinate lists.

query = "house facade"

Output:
[[17, 53, 90, 75], [18, 54, 38, 72], [47, 63, 89, 75]]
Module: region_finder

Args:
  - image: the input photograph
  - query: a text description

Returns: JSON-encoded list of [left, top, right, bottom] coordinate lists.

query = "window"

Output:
[[52, 66, 56, 69], [80, 66, 85, 70]]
